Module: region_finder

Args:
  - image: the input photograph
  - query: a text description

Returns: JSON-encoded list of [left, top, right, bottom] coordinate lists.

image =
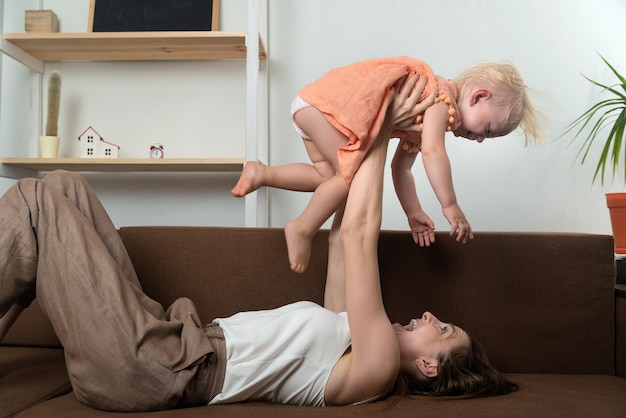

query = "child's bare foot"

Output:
[[231, 161, 264, 197], [284, 221, 312, 274]]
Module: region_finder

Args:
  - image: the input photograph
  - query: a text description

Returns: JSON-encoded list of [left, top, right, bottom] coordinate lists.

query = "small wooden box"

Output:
[[25, 10, 59, 33]]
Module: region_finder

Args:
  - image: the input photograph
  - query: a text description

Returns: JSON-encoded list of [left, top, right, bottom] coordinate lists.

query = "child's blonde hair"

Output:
[[455, 62, 546, 145]]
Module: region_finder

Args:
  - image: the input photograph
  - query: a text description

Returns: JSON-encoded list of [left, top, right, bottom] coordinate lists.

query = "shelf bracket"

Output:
[[0, 163, 37, 179], [0, 39, 44, 73]]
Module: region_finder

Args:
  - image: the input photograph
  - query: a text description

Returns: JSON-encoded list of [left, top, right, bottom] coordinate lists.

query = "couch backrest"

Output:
[[4, 227, 615, 375], [376, 230, 615, 375]]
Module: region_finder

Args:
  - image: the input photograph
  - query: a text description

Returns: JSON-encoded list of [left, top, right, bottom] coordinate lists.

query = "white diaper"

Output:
[[291, 95, 312, 139]]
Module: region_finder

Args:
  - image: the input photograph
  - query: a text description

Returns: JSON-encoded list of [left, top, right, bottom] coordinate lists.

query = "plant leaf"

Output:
[[561, 54, 626, 184], [599, 53, 626, 94]]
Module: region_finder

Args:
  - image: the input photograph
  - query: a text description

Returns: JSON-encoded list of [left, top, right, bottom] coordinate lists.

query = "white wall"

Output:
[[1, 0, 626, 234]]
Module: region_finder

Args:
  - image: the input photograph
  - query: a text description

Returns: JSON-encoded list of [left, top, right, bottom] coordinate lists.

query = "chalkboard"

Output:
[[89, 0, 219, 32]]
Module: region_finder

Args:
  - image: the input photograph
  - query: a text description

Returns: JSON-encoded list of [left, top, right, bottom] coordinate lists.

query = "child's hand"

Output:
[[407, 210, 436, 247], [442, 204, 474, 244], [387, 74, 437, 132]]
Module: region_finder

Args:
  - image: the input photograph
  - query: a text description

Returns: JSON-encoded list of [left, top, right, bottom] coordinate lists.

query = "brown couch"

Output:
[[2, 227, 626, 417]]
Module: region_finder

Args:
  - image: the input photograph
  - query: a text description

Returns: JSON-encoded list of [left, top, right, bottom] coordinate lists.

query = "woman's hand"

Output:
[[386, 74, 437, 132]]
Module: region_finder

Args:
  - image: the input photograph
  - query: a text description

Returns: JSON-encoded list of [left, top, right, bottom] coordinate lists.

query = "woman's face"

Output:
[[394, 311, 471, 376]]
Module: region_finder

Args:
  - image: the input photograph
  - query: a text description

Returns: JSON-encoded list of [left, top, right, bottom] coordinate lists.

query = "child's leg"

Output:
[[285, 174, 348, 273], [232, 96, 336, 197], [231, 157, 331, 197], [285, 107, 351, 273]]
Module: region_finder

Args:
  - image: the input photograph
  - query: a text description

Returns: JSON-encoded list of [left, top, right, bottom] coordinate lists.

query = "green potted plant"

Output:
[[39, 71, 62, 158], [563, 54, 626, 252]]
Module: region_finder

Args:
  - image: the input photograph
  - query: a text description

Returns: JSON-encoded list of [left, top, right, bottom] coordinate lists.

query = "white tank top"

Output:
[[208, 301, 350, 406]]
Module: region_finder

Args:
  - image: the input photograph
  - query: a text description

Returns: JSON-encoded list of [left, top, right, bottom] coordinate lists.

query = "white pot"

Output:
[[39, 135, 60, 158]]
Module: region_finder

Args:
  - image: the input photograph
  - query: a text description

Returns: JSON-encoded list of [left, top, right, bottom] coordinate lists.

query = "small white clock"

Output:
[[150, 143, 164, 159]]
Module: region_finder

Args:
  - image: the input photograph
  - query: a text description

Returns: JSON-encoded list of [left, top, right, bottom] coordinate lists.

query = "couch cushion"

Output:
[[14, 374, 626, 417], [0, 346, 70, 417]]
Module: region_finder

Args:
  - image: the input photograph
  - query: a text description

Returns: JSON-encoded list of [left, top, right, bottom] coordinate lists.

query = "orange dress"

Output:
[[298, 57, 461, 185]]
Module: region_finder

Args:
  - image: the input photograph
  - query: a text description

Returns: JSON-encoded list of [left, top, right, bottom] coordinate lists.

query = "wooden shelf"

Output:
[[4, 31, 266, 61], [0, 157, 245, 172]]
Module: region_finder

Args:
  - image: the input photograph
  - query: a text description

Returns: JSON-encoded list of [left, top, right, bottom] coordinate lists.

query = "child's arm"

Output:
[[391, 146, 436, 247], [420, 102, 473, 243]]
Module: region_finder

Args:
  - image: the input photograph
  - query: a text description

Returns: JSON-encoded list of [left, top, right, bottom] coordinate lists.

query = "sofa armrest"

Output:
[[617, 285, 626, 378]]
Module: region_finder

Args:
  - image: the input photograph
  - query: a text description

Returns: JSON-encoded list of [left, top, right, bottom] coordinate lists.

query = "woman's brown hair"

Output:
[[392, 339, 518, 398]]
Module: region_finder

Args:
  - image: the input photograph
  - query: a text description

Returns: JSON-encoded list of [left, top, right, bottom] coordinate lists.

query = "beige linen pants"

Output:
[[0, 171, 224, 411]]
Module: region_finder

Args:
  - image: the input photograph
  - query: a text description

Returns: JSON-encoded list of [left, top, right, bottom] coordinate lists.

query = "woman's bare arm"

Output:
[[325, 76, 436, 404], [323, 73, 435, 314], [324, 128, 399, 406]]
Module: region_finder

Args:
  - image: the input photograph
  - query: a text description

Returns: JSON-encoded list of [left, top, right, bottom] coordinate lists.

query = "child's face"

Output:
[[453, 89, 514, 143]]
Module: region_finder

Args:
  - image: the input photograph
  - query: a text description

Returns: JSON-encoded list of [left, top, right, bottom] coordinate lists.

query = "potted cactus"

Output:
[[563, 54, 626, 252], [39, 71, 62, 158]]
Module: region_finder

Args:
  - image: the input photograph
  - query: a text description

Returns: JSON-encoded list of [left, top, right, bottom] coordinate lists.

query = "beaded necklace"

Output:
[[400, 92, 457, 154]]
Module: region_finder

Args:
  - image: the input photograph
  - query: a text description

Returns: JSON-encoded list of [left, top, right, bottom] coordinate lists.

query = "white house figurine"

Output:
[[77, 126, 120, 158]]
